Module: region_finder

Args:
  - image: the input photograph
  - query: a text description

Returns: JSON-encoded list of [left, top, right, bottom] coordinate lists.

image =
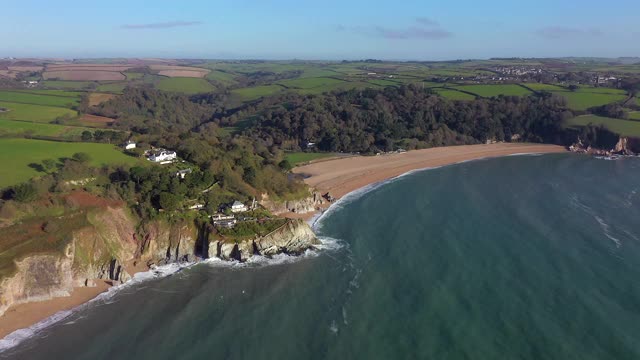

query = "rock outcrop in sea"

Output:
[[209, 219, 319, 261]]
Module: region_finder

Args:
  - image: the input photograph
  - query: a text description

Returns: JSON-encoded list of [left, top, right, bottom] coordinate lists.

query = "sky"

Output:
[[2, 0, 639, 60]]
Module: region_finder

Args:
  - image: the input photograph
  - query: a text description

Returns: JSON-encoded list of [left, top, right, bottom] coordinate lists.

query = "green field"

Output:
[[451, 84, 532, 98], [42, 80, 95, 90], [576, 87, 627, 95], [566, 115, 640, 137], [206, 70, 237, 85], [0, 101, 77, 122], [124, 72, 144, 80], [278, 77, 345, 90], [434, 89, 476, 100], [95, 83, 127, 93], [0, 119, 93, 139], [156, 77, 215, 94], [231, 85, 286, 101], [0, 91, 80, 108], [286, 152, 336, 166], [628, 111, 640, 120], [523, 83, 567, 92], [0, 138, 139, 188], [10, 90, 83, 98], [554, 92, 627, 111]]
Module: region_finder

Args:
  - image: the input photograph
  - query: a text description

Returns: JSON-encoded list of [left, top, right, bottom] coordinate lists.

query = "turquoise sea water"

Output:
[[3, 154, 640, 359]]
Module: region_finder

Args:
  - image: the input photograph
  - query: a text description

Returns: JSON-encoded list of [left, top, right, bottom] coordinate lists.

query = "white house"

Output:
[[176, 168, 192, 179], [124, 140, 136, 150], [148, 150, 177, 163], [230, 200, 248, 213]]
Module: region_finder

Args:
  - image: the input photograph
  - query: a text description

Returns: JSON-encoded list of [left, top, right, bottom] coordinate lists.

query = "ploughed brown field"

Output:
[[7, 66, 44, 72], [150, 64, 210, 78], [43, 70, 126, 81], [46, 64, 136, 71], [0, 70, 16, 79]]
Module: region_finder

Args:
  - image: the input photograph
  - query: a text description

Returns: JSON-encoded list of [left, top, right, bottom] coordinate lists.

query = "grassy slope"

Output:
[[451, 84, 532, 97], [231, 85, 286, 101], [42, 81, 95, 90], [555, 92, 627, 111], [286, 152, 336, 166], [0, 119, 94, 139], [0, 91, 80, 107], [0, 138, 139, 188], [0, 101, 77, 122], [434, 89, 476, 100], [566, 115, 640, 137]]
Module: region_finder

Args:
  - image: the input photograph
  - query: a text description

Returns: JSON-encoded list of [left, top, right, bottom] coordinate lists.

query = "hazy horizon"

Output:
[[3, 0, 639, 60]]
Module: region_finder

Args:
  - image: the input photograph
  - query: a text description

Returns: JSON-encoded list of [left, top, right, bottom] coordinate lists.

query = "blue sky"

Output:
[[2, 0, 638, 60]]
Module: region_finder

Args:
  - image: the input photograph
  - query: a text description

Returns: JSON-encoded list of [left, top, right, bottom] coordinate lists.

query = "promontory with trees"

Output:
[[1, 59, 640, 296]]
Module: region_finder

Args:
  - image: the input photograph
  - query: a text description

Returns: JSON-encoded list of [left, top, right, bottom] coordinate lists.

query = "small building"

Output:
[[148, 150, 177, 163], [188, 203, 204, 210], [213, 219, 236, 229], [230, 200, 248, 213], [124, 140, 136, 150], [211, 213, 235, 221], [176, 168, 192, 179]]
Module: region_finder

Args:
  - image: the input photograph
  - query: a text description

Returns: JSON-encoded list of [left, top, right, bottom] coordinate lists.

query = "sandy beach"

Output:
[[0, 259, 149, 340], [293, 143, 567, 213], [0, 281, 111, 340]]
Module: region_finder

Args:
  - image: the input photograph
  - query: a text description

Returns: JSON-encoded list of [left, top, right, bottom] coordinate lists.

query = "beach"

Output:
[[0, 281, 111, 340], [0, 143, 565, 344], [0, 259, 149, 340], [293, 143, 567, 209]]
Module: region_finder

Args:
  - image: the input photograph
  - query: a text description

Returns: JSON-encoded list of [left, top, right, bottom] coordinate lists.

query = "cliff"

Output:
[[260, 191, 325, 215], [0, 201, 319, 316], [209, 219, 319, 261], [569, 136, 640, 156]]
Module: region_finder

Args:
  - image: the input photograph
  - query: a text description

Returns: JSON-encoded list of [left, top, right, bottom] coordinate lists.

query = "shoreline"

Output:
[[0, 143, 566, 346], [0, 259, 152, 343], [293, 143, 567, 221], [0, 281, 111, 341]]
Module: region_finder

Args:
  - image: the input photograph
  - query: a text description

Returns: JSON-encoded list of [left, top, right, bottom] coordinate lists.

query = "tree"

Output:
[[81, 131, 93, 142], [278, 159, 292, 171], [41, 159, 58, 173], [12, 183, 38, 202], [72, 152, 92, 163], [158, 192, 180, 211]]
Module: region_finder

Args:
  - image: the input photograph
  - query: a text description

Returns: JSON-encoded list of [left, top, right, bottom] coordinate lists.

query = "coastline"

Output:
[[0, 143, 566, 347], [0, 281, 111, 341], [293, 143, 567, 221], [0, 260, 152, 342]]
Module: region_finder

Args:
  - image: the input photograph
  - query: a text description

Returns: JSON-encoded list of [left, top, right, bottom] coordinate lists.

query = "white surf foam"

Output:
[[0, 261, 195, 353]]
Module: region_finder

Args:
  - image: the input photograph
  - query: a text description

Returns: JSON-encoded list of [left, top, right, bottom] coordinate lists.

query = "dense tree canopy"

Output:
[[235, 86, 573, 153]]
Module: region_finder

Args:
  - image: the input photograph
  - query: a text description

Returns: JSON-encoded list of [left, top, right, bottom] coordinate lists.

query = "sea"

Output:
[[2, 153, 640, 359]]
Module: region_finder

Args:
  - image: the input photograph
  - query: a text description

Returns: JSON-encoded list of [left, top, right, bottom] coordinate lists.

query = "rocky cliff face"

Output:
[[0, 206, 320, 316], [569, 136, 638, 156], [260, 192, 325, 215], [138, 220, 199, 266], [209, 219, 319, 261], [0, 206, 140, 316]]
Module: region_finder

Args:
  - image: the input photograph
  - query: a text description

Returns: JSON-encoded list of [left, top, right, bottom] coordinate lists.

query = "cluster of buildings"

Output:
[[211, 200, 253, 229], [146, 149, 177, 164], [492, 66, 544, 76]]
